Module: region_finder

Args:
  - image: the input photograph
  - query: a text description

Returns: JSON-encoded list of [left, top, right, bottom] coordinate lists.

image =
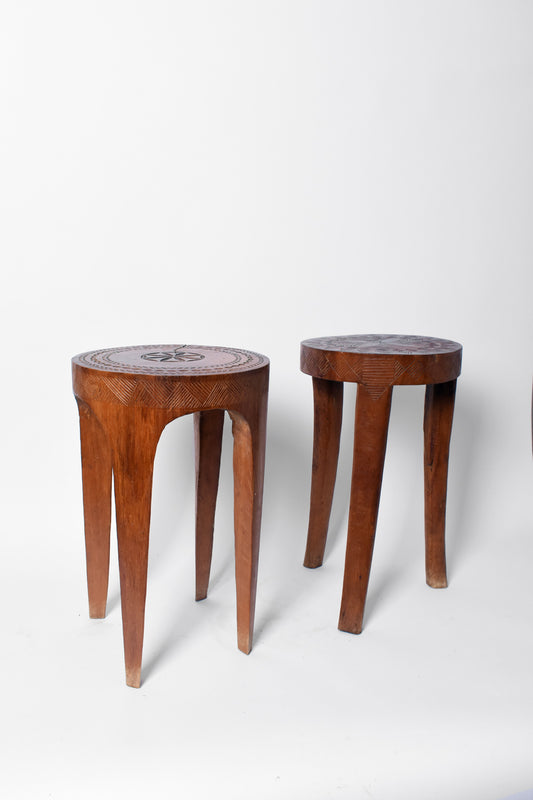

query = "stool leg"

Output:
[[76, 399, 112, 619], [339, 384, 392, 634], [230, 391, 268, 655], [194, 409, 225, 601], [304, 377, 343, 569], [424, 379, 457, 588], [106, 406, 166, 688]]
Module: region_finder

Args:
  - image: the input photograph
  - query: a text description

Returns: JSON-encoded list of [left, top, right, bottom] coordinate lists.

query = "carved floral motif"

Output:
[[141, 348, 205, 363]]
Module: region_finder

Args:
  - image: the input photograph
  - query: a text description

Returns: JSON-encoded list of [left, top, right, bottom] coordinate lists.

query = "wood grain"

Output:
[[76, 399, 112, 619], [73, 344, 269, 687], [229, 383, 268, 654]]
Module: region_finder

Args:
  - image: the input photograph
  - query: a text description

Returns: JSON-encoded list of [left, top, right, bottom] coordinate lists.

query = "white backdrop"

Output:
[[1, 2, 533, 799]]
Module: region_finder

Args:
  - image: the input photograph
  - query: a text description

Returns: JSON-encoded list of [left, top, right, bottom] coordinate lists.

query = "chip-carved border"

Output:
[[300, 335, 462, 394], [73, 344, 268, 376], [73, 369, 266, 410]]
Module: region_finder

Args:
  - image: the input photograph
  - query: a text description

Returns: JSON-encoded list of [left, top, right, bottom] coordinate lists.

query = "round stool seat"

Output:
[[301, 334, 462, 394], [73, 344, 268, 409]]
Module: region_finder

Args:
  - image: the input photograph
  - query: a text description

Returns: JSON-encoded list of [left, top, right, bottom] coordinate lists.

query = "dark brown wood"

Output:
[[423, 379, 457, 588], [301, 334, 462, 389], [76, 398, 112, 619], [73, 344, 269, 687], [303, 377, 343, 568], [338, 384, 392, 634], [300, 334, 462, 633], [194, 409, 225, 601]]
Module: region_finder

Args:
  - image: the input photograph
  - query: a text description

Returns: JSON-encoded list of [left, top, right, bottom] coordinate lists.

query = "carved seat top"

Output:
[[72, 344, 269, 376], [72, 344, 269, 410], [301, 334, 461, 356], [301, 334, 462, 391]]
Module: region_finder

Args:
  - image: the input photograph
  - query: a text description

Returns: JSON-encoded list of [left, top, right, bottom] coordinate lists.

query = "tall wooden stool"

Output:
[[72, 344, 269, 687], [300, 334, 462, 634]]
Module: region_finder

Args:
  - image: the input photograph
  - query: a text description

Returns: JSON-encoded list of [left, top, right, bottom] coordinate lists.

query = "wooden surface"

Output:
[[301, 334, 462, 392], [303, 377, 343, 569], [339, 384, 393, 634], [423, 380, 457, 588], [194, 410, 225, 601], [73, 344, 269, 687], [75, 398, 112, 620], [301, 334, 461, 634]]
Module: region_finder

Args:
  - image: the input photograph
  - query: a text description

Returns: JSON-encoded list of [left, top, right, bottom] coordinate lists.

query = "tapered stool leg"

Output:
[[423, 379, 457, 588], [339, 384, 393, 634], [105, 406, 167, 688], [304, 377, 343, 568], [230, 388, 268, 655], [76, 399, 112, 619], [194, 409, 225, 600]]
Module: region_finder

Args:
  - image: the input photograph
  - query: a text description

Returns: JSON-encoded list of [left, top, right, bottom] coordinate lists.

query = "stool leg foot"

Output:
[[339, 385, 392, 634], [230, 390, 268, 655], [424, 380, 456, 589], [194, 409, 225, 601], [76, 399, 112, 619], [304, 378, 343, 569], [105, 406, 166, 688]]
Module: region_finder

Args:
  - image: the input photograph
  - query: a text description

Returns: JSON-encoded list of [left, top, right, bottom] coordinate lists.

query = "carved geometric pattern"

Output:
[[303, 334, 461, 356], [102, 375, 136, 405], [141, 347, 205, 363], [73, 344, 268, 376], [75, 370, 260, 410], [302, 351, 420, 396], [310, 350, 343, 380], [301, 334, 462, 392], [72, 343, 269, 411]]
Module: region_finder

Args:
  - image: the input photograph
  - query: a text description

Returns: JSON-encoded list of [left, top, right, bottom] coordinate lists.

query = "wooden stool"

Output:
[[300, 334, 462, 634], [72, 344, 269, 687]]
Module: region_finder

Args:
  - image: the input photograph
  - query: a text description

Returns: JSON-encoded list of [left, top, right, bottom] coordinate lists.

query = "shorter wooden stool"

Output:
[[72, 344, 269, 687], [300, 334, 462, 634]]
